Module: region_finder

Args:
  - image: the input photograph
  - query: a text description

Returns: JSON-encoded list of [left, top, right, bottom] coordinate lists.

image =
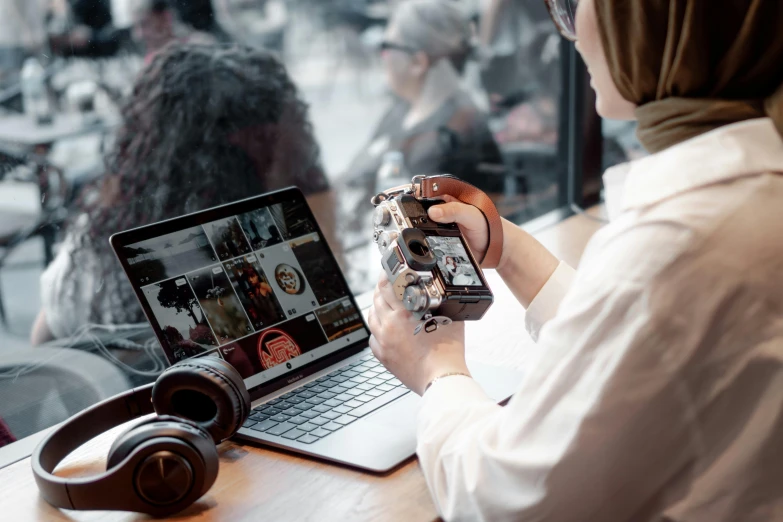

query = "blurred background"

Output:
[[0, 0, 643, 451]]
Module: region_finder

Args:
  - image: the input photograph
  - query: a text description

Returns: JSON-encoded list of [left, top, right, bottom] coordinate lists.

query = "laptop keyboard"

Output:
[[242, 354, 410, 444]]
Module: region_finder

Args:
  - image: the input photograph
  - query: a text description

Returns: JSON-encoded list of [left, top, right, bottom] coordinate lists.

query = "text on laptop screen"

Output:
[[118, 197, 369, 389]]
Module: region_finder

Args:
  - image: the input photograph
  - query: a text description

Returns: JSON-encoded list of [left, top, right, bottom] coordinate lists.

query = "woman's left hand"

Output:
[[368, 273, 470, 395]]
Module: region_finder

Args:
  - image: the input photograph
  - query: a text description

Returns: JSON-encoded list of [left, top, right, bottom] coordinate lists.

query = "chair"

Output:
[[0, 347, 131, 442], [0, 148, 70, 325]]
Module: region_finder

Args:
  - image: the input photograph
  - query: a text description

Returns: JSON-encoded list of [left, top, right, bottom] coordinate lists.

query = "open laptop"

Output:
[[111, 187, 523, 472]]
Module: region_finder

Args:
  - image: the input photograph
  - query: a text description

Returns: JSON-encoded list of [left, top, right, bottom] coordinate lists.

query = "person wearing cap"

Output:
[[368, 0, 783, 520]]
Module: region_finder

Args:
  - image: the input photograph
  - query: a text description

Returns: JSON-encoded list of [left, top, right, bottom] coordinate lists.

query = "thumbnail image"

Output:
[[290, 233, 349, 305], [254, 242, 318, 318], [315, 298, 366, 342], [237, 208, 283, 250], [187, 266, 253, 345], [204, 217, 252, 260], [222, 254, 286, 330], [268, 200, 318, 240], [428, 236, 483, 287], [142, 277, 217, 363], [220, 313, 328, 377], [122, 226, 217, 285]]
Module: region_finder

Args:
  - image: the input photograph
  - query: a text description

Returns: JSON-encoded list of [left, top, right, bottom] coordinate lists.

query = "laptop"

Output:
[[111, 187, 523, 472]]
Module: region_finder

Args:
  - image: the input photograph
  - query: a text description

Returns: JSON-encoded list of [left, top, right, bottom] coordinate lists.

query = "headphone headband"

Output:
[[32, 384, 155, 509], [31, 357, 249, 516]]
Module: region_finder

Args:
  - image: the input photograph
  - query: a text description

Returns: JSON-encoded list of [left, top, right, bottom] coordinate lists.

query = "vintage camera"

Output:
[[372, 192, 493, 333]]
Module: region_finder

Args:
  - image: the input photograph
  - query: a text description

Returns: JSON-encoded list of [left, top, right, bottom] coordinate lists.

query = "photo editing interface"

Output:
[[120, 199, 369, 389]]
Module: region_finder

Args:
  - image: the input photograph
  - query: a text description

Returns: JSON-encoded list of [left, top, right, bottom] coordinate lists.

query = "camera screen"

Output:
[[427, 236, 483, 287]]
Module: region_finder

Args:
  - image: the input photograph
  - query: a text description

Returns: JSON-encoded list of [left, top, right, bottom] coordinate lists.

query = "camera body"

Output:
[[373, 194, 493, 331]]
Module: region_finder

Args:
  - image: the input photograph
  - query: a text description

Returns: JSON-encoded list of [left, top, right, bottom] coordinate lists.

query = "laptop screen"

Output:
[[111, 188, 370, 391]]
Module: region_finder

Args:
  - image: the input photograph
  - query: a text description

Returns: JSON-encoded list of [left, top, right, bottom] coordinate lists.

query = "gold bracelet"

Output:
[[424, 372, 472, 393]]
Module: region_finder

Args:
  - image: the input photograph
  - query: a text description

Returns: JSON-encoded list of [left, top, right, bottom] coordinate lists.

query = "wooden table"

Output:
[[0, 210, 605, 521]]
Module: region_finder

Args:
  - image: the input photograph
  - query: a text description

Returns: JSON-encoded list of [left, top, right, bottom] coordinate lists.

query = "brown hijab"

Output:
[[594, 0, 783, 153]]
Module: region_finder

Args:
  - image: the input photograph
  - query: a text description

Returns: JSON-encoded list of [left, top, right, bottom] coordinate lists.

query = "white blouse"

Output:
[[416, 118, 783, 522]]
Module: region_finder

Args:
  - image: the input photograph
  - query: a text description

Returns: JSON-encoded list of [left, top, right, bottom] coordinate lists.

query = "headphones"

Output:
[[32, 357, 250, 517]]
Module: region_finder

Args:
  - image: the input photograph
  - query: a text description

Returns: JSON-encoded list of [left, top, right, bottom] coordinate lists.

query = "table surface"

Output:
[[0, 112, 117, 146], [0, 209, 605, 521]]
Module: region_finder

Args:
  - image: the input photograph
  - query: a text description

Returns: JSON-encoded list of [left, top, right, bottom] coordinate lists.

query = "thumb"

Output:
[[428, 201, 484, 230]]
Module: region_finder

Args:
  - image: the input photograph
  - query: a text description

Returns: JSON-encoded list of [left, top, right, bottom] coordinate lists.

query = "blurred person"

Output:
[[0, 0, 47, 81], [49, 0, 129, 58], [478, 0, 556, 98], [338, 0, 502, 292], [479, 0, 562, 145], [168, 0, 230, 41], [129, 0, 215, 62], [369, 0, 783, 520], [31, 44, 338, 345], [213, 0, 288, 51], [343, 0, 503, 199]]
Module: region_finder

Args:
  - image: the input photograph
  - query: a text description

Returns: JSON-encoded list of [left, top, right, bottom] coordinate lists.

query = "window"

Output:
[[0, 0, 579, 463]]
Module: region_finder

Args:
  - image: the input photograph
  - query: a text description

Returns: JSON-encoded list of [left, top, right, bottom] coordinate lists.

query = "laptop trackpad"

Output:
[[365, 391, 421, 430]]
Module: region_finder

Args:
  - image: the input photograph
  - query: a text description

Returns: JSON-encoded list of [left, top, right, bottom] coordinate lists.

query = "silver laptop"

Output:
[[111, 188, 522, 472]]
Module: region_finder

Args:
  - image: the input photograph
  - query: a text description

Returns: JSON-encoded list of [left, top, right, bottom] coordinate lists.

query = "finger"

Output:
[[373, 285, 394, 315], [367, 307, 382, 335], [377, 272, 407, 312], [428, 201, 485, 231], [378, 276, 408, 313], [369, 335, 384, 363]]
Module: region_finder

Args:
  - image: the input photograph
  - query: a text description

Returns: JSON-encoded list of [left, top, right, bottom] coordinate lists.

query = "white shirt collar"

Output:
[[602, 118, 783, 217]]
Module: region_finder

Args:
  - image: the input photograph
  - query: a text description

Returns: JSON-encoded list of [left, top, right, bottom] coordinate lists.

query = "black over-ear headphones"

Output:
[[32, 357, 250, 517]]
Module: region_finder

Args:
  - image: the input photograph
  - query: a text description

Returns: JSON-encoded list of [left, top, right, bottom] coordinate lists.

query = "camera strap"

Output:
[[416, 175, 504, 269]]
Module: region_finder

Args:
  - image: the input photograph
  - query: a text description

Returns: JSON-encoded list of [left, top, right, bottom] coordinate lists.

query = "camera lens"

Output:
[[408, 240, 430, 257]]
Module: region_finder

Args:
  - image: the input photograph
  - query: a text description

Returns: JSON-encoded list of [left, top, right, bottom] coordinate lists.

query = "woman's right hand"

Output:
[[427, 195, 504, 269], [427, 195, 560, 308]]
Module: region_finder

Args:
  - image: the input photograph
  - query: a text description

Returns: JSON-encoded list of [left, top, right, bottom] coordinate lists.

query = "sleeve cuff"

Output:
[[524, 260, 576, 342], [418, 375, 492, 430]]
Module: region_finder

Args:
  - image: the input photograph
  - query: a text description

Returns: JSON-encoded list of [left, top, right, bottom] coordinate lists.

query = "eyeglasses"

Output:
[[379, 41, 419, 55], [544, 0, 579, 41]]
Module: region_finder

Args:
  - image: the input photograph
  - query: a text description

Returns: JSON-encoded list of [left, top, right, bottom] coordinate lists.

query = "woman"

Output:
[[343, 0, 503, 194], [369, 0, 783, 520], [32, 43, 337, 344], [340, 0, 502, 292], [442, 255, 478, 286]]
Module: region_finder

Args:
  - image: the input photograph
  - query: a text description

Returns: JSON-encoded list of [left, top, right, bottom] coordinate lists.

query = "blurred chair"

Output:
[[0, 148, 70, 325], [0, 347, 131, 441]]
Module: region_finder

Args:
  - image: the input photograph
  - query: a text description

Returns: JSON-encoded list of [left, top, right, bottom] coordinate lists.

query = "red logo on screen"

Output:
[[257, 329, 301, 370]]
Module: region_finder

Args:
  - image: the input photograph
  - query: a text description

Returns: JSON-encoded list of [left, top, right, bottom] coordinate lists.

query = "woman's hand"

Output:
[[428, 195, 560, 308], [427, 195, 502, 268], [368, 273, 469, 396]]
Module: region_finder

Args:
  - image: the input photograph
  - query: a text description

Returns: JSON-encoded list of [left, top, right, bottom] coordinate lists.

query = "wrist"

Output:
[[497, 220, 559, 308], [424, 371, 472, 393], [420, 359, 470, 395]]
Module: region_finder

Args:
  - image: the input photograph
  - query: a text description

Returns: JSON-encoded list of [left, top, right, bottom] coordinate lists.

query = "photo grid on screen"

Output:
[[128, 200, 366, 373]]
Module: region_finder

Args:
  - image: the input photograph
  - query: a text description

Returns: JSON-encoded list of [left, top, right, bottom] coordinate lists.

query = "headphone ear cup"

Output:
[[104, 417, 219, 514], [106, 416, 214, 470], [152, 357, 250, 442]]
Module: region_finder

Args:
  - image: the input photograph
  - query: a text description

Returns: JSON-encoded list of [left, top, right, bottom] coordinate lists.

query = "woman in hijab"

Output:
[[368, 0, 783, 520]]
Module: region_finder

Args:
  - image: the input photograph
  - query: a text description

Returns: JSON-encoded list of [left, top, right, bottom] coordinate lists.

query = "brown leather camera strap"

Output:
[[419, 176, 504, 269]]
